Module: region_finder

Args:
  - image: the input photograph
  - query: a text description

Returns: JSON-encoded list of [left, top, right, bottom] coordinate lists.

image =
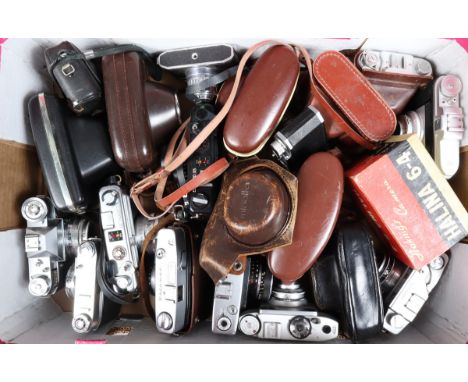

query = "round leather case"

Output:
[[223, 45, 300, 157], [268, 152, 344, 284], [199, 158, 298, 284], [310, 222, 384, 342]]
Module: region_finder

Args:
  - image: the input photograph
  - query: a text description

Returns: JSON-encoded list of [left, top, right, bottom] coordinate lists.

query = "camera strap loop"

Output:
[[130, 40, 315, 218], [157, 158, 230, 209]]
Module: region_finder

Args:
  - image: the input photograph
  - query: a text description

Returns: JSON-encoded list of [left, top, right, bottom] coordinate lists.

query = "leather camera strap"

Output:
[[138, 214, 175, 321], [130, 40, 318, 218]]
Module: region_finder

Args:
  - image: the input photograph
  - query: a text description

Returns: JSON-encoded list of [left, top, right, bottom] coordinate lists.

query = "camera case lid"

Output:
[[200, 158, 298, 284], [268, 152, 344, 284], [310, 221, 384, 342], [102, 52, 181, 173], [223, 45, 300, 157], [311, 50, 396, 147]]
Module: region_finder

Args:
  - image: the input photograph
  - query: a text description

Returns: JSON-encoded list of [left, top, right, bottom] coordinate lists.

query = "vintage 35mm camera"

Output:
[[238, 309, 339, 342], [397, 74, 464, 179], [212, 256, 273, 336], [99, 184, 139, 298], [239, 279, 340, 342], [152, 226, 192, 334], [158, 44, 237, 219], [65, 240, 119, 333], [22, 196, 92, 297], [378, 253, 449, 335]]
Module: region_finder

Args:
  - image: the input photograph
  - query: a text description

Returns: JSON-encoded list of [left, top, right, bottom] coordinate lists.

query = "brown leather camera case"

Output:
[[102, 52, 180, 173], [268, 152, 344, 284], [223, 45, 300, 157], [311, 51, 396, 149], [200, 158, 298, 284]]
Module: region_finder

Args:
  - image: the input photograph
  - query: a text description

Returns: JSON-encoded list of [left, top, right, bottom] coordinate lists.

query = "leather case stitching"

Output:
[[314, 51, 396, 141]]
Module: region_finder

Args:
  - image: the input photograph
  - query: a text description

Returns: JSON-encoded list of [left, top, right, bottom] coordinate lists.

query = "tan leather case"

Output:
[[311, 51, 396, 149]]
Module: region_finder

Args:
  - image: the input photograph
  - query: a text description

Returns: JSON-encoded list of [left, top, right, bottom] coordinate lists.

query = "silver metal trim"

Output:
[[37, 93, 76, 213]]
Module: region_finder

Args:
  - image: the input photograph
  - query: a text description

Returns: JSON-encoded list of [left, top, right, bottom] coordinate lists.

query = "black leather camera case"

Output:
[[310, 222, 384, 342], [28, 93, 118, 213]]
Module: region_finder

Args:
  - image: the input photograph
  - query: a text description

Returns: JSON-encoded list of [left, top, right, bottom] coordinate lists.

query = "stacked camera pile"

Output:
[[22, 40, 468, 342]]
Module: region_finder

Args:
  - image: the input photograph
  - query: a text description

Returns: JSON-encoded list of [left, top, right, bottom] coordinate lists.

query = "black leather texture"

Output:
[[28, 94, 118, 213], [310, 221, 384, 342]]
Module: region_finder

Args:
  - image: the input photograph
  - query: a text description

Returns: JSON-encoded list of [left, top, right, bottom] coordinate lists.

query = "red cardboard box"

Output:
[[347, 135, 468, 269]]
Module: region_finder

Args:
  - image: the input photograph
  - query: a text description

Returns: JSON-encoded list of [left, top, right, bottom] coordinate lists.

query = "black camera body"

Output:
[[174, 103, 219, 218], [44, 41, 102, 115], [158, 44, 237, 219], [28, 93, 119, 213]]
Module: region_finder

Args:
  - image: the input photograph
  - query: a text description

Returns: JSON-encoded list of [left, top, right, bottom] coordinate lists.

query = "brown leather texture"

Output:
[[312, 51, 396, 144], [223, 45, 300, 156], [102, 52, 180, 173], [200, 158, 298, 284], [224, 170, 291, 246], [268, 152, 344, 284]]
